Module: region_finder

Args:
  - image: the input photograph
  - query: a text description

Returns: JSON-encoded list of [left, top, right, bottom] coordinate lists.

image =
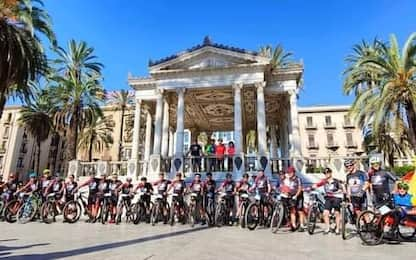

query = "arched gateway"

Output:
[[128, 37, 303, 180]]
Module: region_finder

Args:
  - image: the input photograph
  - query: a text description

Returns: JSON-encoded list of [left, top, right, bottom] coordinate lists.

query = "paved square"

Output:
[[0, 221, 415, 260]]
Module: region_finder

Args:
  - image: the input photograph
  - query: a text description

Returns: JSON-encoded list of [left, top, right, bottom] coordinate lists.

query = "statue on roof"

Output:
[[203, 35, 213, 46]]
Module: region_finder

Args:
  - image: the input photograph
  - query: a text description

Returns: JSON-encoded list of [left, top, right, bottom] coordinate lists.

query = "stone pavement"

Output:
[[0, 221, 415, 260]]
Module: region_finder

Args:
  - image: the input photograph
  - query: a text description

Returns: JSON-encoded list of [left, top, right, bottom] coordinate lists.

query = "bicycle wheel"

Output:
[[189, 204, 196, 228], [214, 203, 224, 227], [398, 224, 416, 240], [0, 200, 4, 220], [307, 206, 318, 235], [63, 200, 81, 223], [115, 203, 123, 225], [340, 205, 348, 240], [151, 203, 158, 226], [41, 201, 56, 224], [133, 203, 143, 225], [239, 203, 246, 228], [101, 200, 109, 224], [169, 203, 176, 226], [245, 202, 259, 231], [357, 210, 384, 246], [4, 200, 21, 223], [17, 199, 37, 224]]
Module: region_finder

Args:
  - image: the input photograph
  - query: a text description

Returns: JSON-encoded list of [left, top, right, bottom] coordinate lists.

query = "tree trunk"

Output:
[[88, 135, 94, 162], [0, 92, 7, 120], [406, 101, 416, 149], [65, 105, 80, 162], [37, 140, 41, 174], [118, 106, 125, 161]]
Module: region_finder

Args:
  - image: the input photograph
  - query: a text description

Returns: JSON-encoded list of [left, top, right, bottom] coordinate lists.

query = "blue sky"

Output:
[[44, 0, 416, 106]]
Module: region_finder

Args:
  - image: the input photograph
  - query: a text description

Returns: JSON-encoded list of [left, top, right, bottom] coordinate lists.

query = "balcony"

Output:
[[20, 148, 27, 154], [307, 143, 319, 150], [326, 142, 340, 149], [3, 134, 8, 139], [0, 147, 6, 154], [305, 124, 317, 130], [343, 121, 355, 129], [323, 123, 336, 129], [345, 142, 358, 149]]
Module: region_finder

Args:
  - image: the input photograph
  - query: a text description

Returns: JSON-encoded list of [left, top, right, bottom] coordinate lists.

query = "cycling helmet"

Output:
[[29, 172, 37, 178], [324, 167, 332, 174], [140, 177, 147, 182], [369, 156, 381, 165], [242, 173, 249, 178], [287, 166, 296, 173], [344, 159, 355, 167], [176, 172, 182, 177], [398, 182, 409, 191], [126, 177, 132, 182], [43, 169, 50, 175], [194, 173, 201, 177], [206, 172, 212, 177], [226, 173, 232, 178]]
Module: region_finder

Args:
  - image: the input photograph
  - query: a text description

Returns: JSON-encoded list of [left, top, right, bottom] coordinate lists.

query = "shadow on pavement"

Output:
[[0, 243, 49, 253], [0, 226, 208, 260], [0, 239, 18, 242]]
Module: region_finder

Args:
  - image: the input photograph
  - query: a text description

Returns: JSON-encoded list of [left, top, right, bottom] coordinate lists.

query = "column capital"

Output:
[[136, 99, 143, 105], [287, 88, 298, 98], [176, 87, 186, 95], [232, 83, 243, 91], [156, 88, 164, 96], [254, 81, 266, 90]]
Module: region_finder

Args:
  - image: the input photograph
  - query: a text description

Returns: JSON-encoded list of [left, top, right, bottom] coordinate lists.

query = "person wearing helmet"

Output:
[[107, 174, 122, 224], [64, 174, 77, 203], [279, 166, 306, 231], [235, 173, 251, 222], [344, 159, 369, 216], [153, 172, 171, 222], [16, 172, 39, 196], [75, 172, 103, 222], [1, 173, 18, 203], [312, 168, 345, 235], [41, 169, 52, 200], [44, 173, 65, 205], [368, 156, 398, 206], [217, 173, 236, 222], [134, 176, 153, 215], [168, 172, 186, 205], [188, 173, 206, 225]]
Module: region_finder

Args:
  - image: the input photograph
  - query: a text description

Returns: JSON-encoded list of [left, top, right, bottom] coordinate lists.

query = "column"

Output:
[[233, 83, 244, 177], [270, 125, 278, 172], [168, 127, 174, 157], [131, 99, 142, 160], [288, 89, 301, 157], [144, 111, 153, 161], [256, 82, 267, 155], [173, 88, 185, 174], [152, 90, 164, 154], [161, 99, 170, 158]]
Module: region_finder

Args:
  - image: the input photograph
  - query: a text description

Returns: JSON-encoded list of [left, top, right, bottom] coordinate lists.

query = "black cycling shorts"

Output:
[[88, 193, 98, 205], [351, 196, 366, 211], [324, 197, 342, 211], [282, 195, 304, 210]]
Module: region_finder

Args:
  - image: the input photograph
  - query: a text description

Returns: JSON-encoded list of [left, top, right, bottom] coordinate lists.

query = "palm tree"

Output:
[[107, 90, 134, 161], [78, 113, 114, 162], [0, 0, 56, 118], [344, 33, 416, 154], [51, 40, 105, 162], [18, 90, 53, 173]]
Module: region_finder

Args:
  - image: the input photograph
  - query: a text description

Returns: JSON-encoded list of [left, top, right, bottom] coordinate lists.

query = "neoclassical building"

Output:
[[127, 37, 303, 180]]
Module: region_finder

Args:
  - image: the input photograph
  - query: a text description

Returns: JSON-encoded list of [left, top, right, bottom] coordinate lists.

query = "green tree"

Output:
[[18, 90, 53, 173], [344, 33, 416, 157], [78, 113, 114, 162], [107, 90, 134, 161], [0, 0, 56, 118], [51, 40, 105, 162]]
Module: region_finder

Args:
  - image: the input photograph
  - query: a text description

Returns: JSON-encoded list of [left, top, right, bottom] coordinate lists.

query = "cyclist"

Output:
[[75, 172, 102, 222], [217, 173, 236, 221], [41, 169, 52, 201], [153, 172, 171, 222], [118, 176, 134, 202], [134, 176, 153, 214], [1, 173, 18, 203], [368, 156, 398, 206], [44, 173, 65, 206], [64, 174, 77, 203], [188, 173, 206, 225], [168, 172, 186, 208], [312, 167, 345, 235], [279, 166, 306, 232], [235, 173, 251, 222], [16, 172, 40, 198], [203, 172, 216, 212], [345, 159, 369, 217], [108, 174, 122, 223]]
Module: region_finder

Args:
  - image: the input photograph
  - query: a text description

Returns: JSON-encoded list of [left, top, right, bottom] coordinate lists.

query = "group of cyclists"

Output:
[[0, 156, 415, 243]]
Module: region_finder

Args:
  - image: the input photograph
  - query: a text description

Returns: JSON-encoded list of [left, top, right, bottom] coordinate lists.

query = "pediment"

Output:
[[149, 40, 269, 73]]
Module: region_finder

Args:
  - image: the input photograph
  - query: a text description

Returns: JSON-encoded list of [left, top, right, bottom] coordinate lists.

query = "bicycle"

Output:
[[214, 192, 234, 227], [188, 192, 201, 227], [151, 193, 169, 226], [17, 192, 43, 224], [306, 190, 326, 234], [41, 193, 64, 224], [245, 193, 273, 231], [62, 191, 98, 223], [204, 192, 215, 226], [115, 193, 136, 224], [169, 193, 187, 226], [132, 191, 153, 225], [3, 193, 22, 223], [237, 191, 251, 228], [100, 192, 114, 224], [340, 197, 356, 240], [270, 193, 302, 233]]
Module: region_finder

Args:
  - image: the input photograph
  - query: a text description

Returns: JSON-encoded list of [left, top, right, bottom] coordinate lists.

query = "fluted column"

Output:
[[256, 82, 267, 155], [288, 89, 301, 157], [233, 83, 243, 154], [131, 99, 142, 160], [168, 127, 174, 157], [153, 90, 164, 154], [175, 88, 185, 158], [161, 98, 170, 158], [144, 111, 152, 161]]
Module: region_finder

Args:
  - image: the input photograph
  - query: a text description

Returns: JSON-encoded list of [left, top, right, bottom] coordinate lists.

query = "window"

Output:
[[306, 116, 313, 127], [123, 148, 132, 160], [346, 132, 354, 146], [327, 133, 334, 146], [1, 141, 6, 149], [308, 134, 315, 147], [325, 116, 332, 126], [17, 157, 24, 168], [6, 113, 12, 123], [4, 126, 9, 136], [344, 115, 351, 126]]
